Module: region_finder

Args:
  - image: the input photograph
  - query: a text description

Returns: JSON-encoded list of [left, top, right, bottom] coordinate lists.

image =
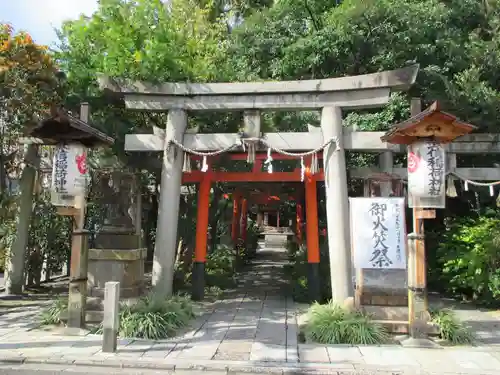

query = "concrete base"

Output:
[[357, 269, 408, 306], [307, 263, 320, 303], [374, 320, 440, 335], [87, 247, 146, 298], [191, 261, 205, 301]]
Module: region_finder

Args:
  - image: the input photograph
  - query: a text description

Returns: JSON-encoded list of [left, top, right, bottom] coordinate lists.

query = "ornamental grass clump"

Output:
[[41, 297, 68, 325], [92, 294, 195, 340], [430, 308, 475, 345], [304, 302, 389, 345]]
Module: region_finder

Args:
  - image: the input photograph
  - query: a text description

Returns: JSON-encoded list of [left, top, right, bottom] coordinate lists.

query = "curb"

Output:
[[1, 356, 499, 375]]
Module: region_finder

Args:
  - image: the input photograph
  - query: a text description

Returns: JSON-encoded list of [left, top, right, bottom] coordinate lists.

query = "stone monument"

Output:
[[87, 171, 146, 298]]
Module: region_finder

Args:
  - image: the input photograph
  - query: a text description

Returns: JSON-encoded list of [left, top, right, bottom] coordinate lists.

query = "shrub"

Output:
[[205, 244, 237, 288], [431, 215, 500, 305], [304, 302, 389, 345], [430, 308, 475, 345], [286, 238, 331, 303], [92, 294, 195, 340], [41, 298, 68, 325]]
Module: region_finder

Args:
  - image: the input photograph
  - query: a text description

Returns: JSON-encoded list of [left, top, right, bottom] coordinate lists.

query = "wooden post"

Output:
[[409, 98, 429, 312], [296, 203, 303, 244], [67, 102, 90, 330], [192, 174, 211, 301], [102, 281, 120, 353], [305, 169, 320, 302], [68, 229, 89, 329], [4, 144, 40, 294], [231, 192, 241, 244], [240, 198, 248, 242], [407, 233, 429, 339]]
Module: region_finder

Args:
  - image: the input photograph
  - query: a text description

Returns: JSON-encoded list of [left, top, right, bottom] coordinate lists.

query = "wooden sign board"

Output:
[[56, 207, 80, 216], [415, 209, 436, 219]]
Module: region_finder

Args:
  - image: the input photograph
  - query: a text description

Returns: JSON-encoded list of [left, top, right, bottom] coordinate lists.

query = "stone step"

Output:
[[362, 305, 409, 321]]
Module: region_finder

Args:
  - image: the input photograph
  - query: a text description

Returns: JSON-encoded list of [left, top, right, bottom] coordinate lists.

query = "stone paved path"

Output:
[[172, 244, 298, 362], [2, 245, 500, 373]]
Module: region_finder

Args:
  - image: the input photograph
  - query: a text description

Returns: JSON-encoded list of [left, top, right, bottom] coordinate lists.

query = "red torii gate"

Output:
[[187, 152, 323, 299]]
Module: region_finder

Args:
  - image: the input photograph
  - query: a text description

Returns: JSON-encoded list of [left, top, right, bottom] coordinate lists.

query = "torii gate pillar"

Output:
[[321, 106, 353, 303], [152, 110, 187, 298]]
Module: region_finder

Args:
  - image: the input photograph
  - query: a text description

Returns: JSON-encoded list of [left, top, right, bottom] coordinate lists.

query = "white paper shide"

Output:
[[407, 141, 445, 199], [51, 143, 88, 196], [350, 197, 406, 269]]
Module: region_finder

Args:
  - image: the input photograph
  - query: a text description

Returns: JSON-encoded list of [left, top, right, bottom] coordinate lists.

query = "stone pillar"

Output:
[[321, 106, 353, 303], [379, 152, 393, 196], [263, 212, 269, 226], [257, 212, 263, 227], [102, 281, 120, 353], [152, 110, 187, 298], [192, 175, 211, 301]]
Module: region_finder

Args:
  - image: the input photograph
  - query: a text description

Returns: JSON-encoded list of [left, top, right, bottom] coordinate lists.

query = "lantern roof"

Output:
[[381, 101, 477, 145], [28, 106, 115, 148]]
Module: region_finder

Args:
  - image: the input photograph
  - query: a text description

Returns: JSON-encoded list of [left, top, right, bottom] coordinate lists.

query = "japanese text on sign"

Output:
[[350, 197, 406, 269], [51, 143, 88, 196]]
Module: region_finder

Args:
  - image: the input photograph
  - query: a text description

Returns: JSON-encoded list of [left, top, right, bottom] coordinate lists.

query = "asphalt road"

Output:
[[0, 364, 172, 375], [0, 364, 232, 375]]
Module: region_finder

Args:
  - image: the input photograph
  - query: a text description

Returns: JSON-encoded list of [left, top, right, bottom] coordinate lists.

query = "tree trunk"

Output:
[[4, 144, 39, 295]]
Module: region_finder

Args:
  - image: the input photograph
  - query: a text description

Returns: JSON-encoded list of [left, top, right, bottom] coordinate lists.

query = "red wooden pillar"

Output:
[[192, 173, 211, 300], [296, 203, 303, 244], [231, 192, 241, 244], [305, 169, 320, 302], [240, 198, 248, 242]]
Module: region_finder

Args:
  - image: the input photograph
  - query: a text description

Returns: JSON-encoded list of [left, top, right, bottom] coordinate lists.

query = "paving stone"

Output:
[[141, 342, 176, 358], [325, 346, 363, 363], [164, 343, 189, 360], [299, 345, 331, 363], [250, 343, 286, 362], [358, 346, 419, 367], [213, 341, 253, 361], [285, 347, 298, 363], [224, 327, 257, 340], [443, 349, 500, 370], [176, 340, 221, 360]]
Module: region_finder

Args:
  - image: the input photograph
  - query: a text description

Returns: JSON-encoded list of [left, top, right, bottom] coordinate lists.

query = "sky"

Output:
[[0, 0, 98, 46]]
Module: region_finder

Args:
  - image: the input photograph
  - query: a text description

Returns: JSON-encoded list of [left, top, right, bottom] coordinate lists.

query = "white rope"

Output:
[[264, 147, 273, 174], [169, 136, 338, 158], [448, 171, 500, 187], [168, 136, 340, 174], [168, 139, 240, 156], [300, 157, 305, 182]]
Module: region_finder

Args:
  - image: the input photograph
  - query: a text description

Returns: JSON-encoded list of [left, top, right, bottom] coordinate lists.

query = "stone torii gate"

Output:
[[99, 65, 420, 302]]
